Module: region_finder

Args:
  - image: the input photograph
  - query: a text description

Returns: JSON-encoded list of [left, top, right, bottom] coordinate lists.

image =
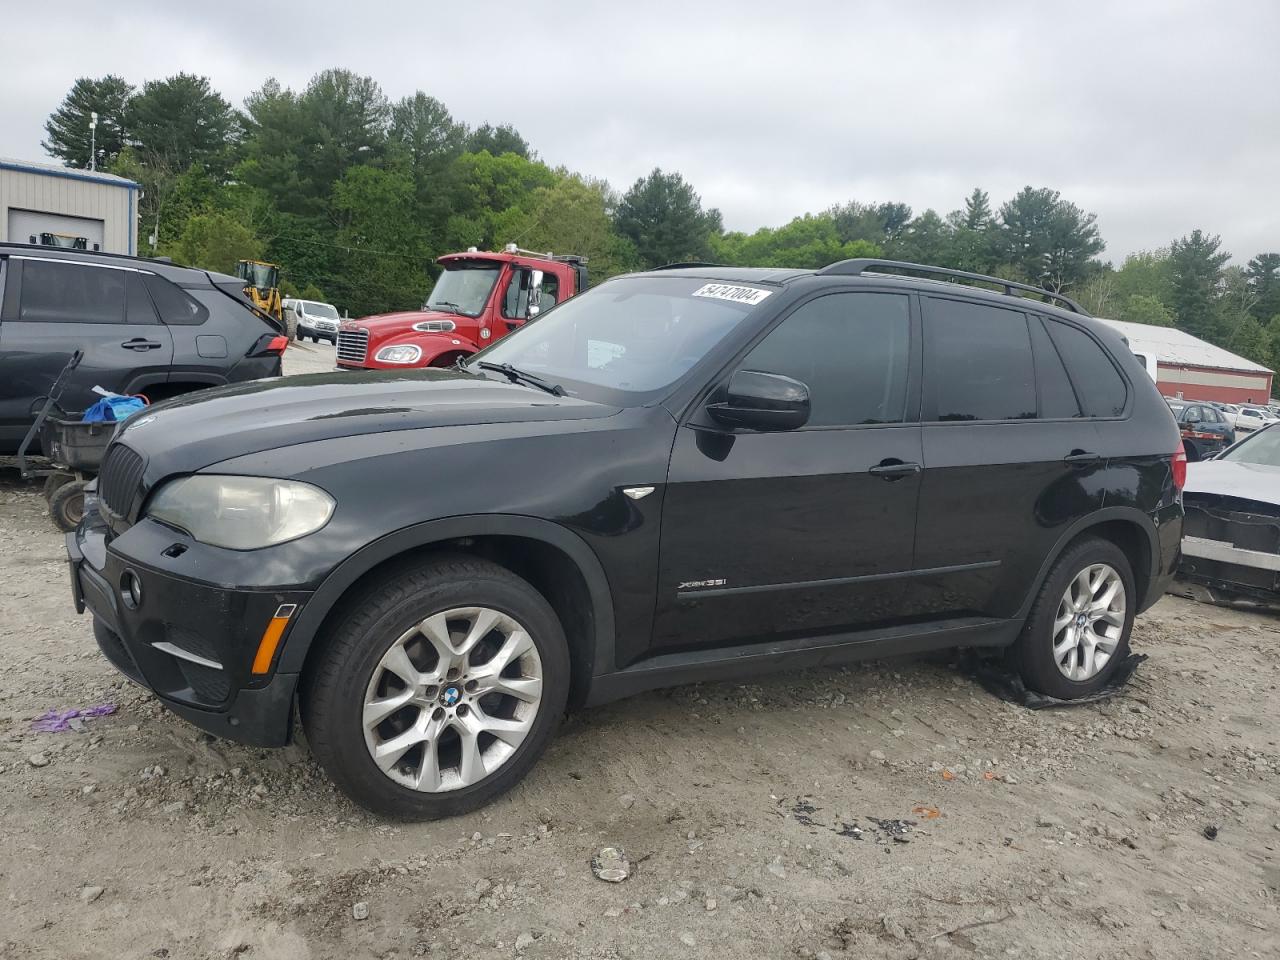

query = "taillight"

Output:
[[266, 335, 289, 354], [1171, 445, 1188, 492]]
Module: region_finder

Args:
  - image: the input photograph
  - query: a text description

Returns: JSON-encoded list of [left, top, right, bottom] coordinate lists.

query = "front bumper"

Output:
[[1177, 496, 1280, 604], [66, 508, 308, 747]]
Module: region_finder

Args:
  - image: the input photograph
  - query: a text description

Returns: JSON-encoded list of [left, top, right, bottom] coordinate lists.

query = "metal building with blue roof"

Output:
[[0, 157, 139, 256]]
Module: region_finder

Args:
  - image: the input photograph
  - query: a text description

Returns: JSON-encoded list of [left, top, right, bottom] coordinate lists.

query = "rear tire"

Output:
[[1013, 537, 1135, 700], [301, 556, 570, 819], [48, 480, 87, 532]]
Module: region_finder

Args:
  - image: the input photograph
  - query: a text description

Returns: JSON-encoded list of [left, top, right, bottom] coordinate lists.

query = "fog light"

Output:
[[120, 570, 142, 609]]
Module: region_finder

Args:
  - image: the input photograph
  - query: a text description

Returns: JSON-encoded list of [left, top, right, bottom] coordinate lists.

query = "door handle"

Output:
[[869, 459, 922, 481], [1063, 450, 1102, 466], [121, 339, 163, 351]]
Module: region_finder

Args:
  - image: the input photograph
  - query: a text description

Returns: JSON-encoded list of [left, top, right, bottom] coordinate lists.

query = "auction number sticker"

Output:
[[691, 283, 773, 306]]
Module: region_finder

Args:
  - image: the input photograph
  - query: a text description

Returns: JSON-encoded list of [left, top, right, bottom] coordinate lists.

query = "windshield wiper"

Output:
[[476, 361, 565, 397], [429, 300, 463, 313]]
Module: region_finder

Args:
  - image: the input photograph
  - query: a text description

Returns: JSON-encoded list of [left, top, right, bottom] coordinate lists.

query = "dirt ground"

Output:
[[1, 345, 1278, 959]]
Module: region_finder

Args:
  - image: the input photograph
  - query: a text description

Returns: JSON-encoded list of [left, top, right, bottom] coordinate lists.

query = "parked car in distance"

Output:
[[285, 298, 341, 344], [1165, 400, 1235, 460], [69, 258, 1184, 818], [1179, 422, 1280, 607], [0, 244, 286, 454], [1235, 405, 1279, 432]]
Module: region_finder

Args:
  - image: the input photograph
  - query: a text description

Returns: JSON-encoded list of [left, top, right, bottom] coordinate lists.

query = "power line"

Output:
[[268, 232, 436, 263]]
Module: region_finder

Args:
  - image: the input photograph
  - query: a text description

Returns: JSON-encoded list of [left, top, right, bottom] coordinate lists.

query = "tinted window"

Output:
[[740, 292, 910, 427], [125, 273, 158, 324], [1045, 319, 1127, 417], [143, 274, 209, 325], [1028, 317, 1080, 418], [924, 298, 1035, 421], [19, 260, 127, 324]]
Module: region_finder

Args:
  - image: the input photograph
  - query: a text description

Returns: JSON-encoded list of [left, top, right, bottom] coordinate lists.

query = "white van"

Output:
[[284, 298, 341, 344]]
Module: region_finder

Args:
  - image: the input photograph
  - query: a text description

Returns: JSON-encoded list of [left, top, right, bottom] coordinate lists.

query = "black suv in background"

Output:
[[68, 259, 1184, 818], [0, 245, 285, 452]]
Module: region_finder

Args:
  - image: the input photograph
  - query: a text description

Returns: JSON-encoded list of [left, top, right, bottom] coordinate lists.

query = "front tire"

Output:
[[1013, 537, 1135, 699], [301, 556, 570, 819]]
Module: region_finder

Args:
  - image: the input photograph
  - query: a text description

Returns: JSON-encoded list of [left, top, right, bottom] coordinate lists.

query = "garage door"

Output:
[[6, 209, 105, 251]]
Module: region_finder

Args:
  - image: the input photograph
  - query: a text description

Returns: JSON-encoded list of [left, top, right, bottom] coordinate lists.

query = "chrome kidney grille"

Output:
[[98, 443, 145, 520], [337, 328, 369, 363]]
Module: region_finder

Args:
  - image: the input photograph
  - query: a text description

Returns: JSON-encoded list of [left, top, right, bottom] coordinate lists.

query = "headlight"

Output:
[[146, 476, 335, 550], [376, 344, 423, 364]]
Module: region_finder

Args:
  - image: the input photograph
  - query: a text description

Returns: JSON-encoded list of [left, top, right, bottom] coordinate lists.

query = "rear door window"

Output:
[[1028, 317, 1081, 419], [923, 297, 1036, 421], [1045, 319, 1128, 418], [18, 260, 127, 324]]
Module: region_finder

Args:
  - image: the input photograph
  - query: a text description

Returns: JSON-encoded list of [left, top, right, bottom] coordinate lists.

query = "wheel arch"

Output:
[[280, 515, 616, 709], [1014, 507, 1161, 623]]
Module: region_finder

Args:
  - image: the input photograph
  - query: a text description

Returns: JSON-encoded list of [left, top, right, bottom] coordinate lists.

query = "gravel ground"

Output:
[[1, 352, 1278, 959]]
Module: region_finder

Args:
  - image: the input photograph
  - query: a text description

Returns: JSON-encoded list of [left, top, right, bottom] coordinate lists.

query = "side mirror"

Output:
[[707, 370, 810, 431], [527, 269, 544, 319]]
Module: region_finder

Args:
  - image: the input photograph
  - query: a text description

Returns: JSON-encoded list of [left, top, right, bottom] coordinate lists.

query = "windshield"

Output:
[[305, 301, 339, 319], [1223, 425, 1280, 466], [471, 276, 769, 402], [426, 263, 501, 317], [237, 261, 278, 290]]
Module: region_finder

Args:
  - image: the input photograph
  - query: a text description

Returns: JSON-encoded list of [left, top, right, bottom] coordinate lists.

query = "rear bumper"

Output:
[[66, 512, 305, 747]]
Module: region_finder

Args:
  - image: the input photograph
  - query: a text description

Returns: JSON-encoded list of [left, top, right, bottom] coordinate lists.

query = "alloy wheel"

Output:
[[362, 606, 543, 792], [1051, 563, 1126, 681]]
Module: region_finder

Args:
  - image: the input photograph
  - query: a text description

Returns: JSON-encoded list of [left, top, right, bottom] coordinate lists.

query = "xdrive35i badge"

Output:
[[678, 579, 728, 590]]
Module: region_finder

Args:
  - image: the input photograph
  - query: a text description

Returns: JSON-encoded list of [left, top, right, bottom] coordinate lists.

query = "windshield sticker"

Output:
[[691, 283, 773, 306]]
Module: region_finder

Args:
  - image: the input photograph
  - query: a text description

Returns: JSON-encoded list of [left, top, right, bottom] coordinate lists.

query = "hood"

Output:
[[114, 368, 619, 477], [346, 309, 464, 332], [1184, 459, 1280, 507]]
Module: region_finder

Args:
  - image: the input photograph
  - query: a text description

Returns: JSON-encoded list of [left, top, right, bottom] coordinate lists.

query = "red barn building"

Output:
[[1097, 318, 1275, 405]]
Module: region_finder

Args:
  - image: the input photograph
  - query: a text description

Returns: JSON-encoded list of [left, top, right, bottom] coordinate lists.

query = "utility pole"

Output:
[[89, 112, 98, 171]]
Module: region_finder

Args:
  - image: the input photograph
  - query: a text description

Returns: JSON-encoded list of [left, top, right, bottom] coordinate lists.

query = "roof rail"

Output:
[[651, 261, 726, 270], [815, 258, 1088, 314]]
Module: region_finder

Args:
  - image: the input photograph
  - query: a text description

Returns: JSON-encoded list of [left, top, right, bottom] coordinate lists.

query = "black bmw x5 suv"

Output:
[[67, 259, 1184, 818]]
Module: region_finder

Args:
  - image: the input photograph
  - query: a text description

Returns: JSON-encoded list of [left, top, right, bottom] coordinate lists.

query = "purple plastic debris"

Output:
[[31, 703, 117, 733]]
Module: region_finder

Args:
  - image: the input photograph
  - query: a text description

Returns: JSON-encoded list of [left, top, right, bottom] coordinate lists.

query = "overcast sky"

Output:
[[3, 0, 1277, 261]]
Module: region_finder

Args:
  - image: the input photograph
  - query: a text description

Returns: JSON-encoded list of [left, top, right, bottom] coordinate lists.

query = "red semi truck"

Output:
[[336, 245, 587, 371]]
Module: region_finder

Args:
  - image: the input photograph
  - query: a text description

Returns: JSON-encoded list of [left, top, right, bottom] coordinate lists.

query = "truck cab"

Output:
[[336, 246, 587, 370]]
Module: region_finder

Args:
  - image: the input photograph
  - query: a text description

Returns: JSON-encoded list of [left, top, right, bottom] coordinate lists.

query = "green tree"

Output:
[[238, 79, 310, 213], [127, 73, 238, 176], [440, 151, 558, 251], [829, 201, 912, 246], [331, 165, 431, 315], [1113, 249, 1174, 304], [299, 69, 391, 195], [995, 186, 1104, 291], [1117, 293, 1175, 327], [712, 213, 880, 269], [42, 75, 133, 169], [614, 169, 722, 268], [165, 211, 262, 274], [961, 188, 992, 229], [390, 93, 466, 181], [1244, 253, 1280, 323], [507, 174, 640, 281], [888, 209, 953, 265], [1167, 230, 1230, 341], [466, 123, 531, 159]]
